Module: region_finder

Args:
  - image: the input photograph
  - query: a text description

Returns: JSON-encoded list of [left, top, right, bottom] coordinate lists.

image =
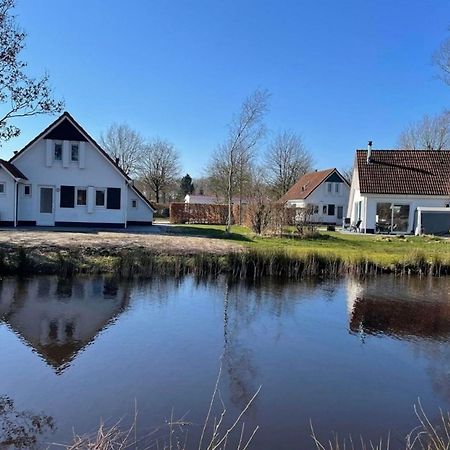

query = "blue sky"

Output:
[[3, 0, 450, 177]]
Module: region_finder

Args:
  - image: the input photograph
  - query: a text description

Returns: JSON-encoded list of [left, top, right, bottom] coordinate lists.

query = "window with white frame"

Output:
[[335, 183, 340, 193], [95, 189, 106, 207], [76, 188, 87, 206], [322, 205, 327, 215], [24, 185, 31, 196], [131, 199, 137, 208], [71, 143, 79, 162], [54, 142, 63, 161], [327, 183, 332, 193], [0, 183, 5, 194], [313, 205, 319, 214]]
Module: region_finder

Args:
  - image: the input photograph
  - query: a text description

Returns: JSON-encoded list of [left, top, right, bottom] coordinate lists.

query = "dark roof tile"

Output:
[[279, 168, 345, 202], [356, 150, 450, 196]]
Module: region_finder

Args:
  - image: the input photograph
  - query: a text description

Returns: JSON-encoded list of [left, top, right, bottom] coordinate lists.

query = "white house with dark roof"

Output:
[[348, 144, 450, 234], [279, 168, 350, 225], [0, 112, 154, 227]]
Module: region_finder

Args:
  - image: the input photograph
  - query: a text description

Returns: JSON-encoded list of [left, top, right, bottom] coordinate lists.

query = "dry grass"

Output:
[[0, 228, 242, 255], [311, 400, 450, 450], [57, 362, 260, 450]]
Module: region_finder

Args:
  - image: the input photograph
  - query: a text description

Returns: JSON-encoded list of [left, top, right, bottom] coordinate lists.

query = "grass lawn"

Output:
[[173, 224, 450, 266]]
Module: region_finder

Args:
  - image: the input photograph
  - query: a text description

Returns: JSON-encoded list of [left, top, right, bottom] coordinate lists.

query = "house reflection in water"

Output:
[[0, 276, 131, 373], [346, 277, 450, 340]]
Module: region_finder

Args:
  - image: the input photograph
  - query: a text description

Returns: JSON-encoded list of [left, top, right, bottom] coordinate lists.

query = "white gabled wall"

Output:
[[13, 136, 152, 225], [127, 187, 153, 223]]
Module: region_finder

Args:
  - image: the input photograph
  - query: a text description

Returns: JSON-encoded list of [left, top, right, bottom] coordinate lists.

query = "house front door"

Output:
[[37, 186, 55, 226]]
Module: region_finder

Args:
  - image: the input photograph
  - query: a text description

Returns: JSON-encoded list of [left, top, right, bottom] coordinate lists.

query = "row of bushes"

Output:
[[170, 202, 243, 225], [169, 201, 328, 239]]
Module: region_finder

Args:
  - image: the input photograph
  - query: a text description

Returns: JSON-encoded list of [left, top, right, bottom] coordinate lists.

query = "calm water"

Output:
[[1, 274, 450, 449]]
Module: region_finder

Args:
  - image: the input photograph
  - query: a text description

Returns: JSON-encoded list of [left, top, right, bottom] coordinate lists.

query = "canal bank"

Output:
[[0, 226, 448, 278]]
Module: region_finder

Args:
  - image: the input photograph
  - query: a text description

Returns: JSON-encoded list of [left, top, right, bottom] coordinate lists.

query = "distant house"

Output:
[[279, 168, 350, 225], [184, 194, 248, 205], [347, 145, 450, 234], [0, 112, 154, 227], [184, 194, 220, 204]]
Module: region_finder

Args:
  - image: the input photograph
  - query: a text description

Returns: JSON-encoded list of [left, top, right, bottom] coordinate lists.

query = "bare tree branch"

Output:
[[100, 123, 144, 176], [264, 130, 313, 199], [0, 0, 63, 144], [397, 111, 450, 150], [434, 35, 450, 86], [207, 89, 270, 232], [138, 138, 181, 203]]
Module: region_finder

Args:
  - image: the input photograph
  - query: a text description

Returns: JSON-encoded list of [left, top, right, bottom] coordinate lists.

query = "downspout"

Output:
[[124, 180, 130, 229], [364, 197, 368, 233], [14, 180, 18, 227]]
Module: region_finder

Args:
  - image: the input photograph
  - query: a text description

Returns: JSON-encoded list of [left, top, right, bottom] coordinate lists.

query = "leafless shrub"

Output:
[[295, 204, 319, 238]]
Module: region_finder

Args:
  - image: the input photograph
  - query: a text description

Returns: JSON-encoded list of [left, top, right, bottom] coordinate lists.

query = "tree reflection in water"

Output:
[[222, 280, 259, 413], [0, 395, 54, 449]]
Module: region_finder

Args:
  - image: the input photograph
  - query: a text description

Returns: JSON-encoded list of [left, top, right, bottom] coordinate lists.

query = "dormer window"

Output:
[[71, 143, 79, 162], [54, 142, 62, 161]]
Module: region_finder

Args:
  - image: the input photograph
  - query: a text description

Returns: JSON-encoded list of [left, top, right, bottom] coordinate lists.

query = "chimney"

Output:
[[367, 141, 373, 163]]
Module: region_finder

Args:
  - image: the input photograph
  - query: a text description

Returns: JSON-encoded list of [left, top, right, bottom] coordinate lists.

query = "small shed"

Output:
[[415, 207, 450, 236]]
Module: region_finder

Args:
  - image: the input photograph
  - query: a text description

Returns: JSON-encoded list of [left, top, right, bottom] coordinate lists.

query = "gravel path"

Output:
[[0, 226, 243, 254]]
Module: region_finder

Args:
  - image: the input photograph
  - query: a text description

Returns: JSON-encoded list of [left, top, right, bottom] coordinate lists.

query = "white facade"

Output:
[[1, 113, 154, 227], [348, 165, 450, 234], [285, 172, 350, 225]]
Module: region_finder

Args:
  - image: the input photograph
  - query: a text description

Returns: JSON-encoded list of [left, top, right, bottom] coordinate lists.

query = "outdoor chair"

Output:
[[350, 219, 362, 232]]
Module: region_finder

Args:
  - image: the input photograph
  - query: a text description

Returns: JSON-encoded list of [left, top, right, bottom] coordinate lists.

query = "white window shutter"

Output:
[[45, 139, 52, 167], [62, 141, 70, 168], [79, 142, 86, 169], [87, 186, 94, 213]]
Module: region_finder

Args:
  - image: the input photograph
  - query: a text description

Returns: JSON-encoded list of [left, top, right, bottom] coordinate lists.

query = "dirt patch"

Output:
[[0, 228, 243, 255]]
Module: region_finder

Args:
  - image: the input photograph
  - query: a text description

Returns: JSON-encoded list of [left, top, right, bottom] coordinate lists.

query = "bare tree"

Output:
[[100, 124, 144, 176], [0, 0, 63, 142], [138, 138, 180, 204], [246, 168, 272, 235], [340, 165, 353, 184], [434, 35, 450, 86], [265, 130, 313, 199], [397, 111, 450, 150], [209, 89, 270, 232]]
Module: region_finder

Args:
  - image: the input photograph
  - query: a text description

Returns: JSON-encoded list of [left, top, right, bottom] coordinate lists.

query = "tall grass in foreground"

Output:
[[112, 248, 450, 280], [0, 246, 449, 279], [311, 400, 450, 450], [60, 399, 450, 450], [59, 364, 260, 450]]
